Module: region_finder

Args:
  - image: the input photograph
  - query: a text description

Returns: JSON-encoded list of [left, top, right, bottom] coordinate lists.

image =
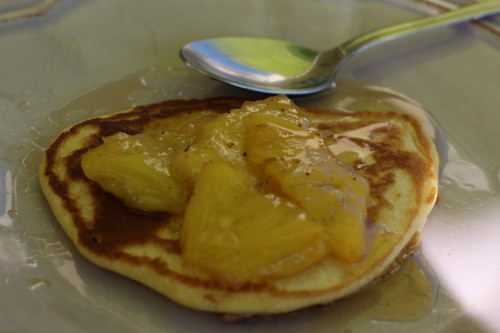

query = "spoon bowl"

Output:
[[181, 1, 500, 95], [180, 37, 333, 94]]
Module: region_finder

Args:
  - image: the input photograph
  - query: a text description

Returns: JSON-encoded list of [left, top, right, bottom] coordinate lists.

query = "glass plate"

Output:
[[1, 0, 499, 332]]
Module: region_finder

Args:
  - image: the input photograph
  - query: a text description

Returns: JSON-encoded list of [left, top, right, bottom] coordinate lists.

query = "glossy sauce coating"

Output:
[[44, 97, 434, 291]]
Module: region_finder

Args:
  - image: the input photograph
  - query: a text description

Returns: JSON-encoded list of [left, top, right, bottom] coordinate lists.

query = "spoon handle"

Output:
[[339, 1, 500, 56]]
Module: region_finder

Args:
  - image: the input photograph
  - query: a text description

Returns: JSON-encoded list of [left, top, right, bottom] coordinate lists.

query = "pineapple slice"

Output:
[[81, 132, 189, 213], [244, 113, 370, 263], [182, 161, 327, 284], [170, 146, 222, 188], [239, 95, 307, 124], [244, 113, 310, 169], [265, 162, 369, 262], [170, 108, 249, 186], [195, 110, 246, 163], [170, 96, 309, 185], [81, 111, 216, 213]]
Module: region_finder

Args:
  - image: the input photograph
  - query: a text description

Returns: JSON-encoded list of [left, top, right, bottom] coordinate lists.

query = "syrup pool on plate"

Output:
[[6, 68, 486, 332]]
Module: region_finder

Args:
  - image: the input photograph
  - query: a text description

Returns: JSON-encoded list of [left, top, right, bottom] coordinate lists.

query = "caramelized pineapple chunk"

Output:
[[170, 146, 222, 187], [239, 95, 306, 123], [182, 161, 327, 284], [244, 113, 310, 169], [81, 111, 217, 213], [170, 108, 252, 186], [81, 132, 188, 213], [245, 113, 370, 263], [171, 96, 309, 185], [265, 162, 369, 262]]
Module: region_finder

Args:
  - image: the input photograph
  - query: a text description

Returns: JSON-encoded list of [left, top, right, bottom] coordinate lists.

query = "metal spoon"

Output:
[[180, 1, 500, 95]]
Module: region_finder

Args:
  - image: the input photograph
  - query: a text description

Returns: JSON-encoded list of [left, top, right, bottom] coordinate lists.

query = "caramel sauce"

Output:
[[309, 257, 435, 326], [366, 259, 434, 321]]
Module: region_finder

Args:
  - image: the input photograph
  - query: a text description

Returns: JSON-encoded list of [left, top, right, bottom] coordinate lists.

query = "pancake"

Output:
[[39, 95, 438, 314]]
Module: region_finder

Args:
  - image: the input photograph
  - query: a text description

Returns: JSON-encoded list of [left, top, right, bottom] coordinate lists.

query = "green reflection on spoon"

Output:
[[215, 38, 316, 77]]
